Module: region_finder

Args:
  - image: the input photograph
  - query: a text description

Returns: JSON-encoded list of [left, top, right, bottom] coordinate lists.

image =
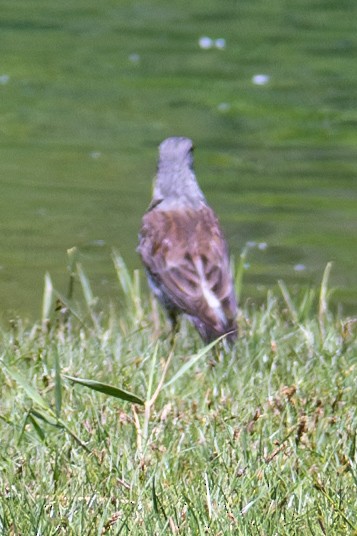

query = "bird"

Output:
[[137, 136, 238, 345]]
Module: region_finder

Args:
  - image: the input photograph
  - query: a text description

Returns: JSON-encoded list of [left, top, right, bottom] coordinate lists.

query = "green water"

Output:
[[1, 0, 356, 321]]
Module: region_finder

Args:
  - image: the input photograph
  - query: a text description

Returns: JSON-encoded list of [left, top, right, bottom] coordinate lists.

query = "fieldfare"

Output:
[[137, 137, 238, 344]]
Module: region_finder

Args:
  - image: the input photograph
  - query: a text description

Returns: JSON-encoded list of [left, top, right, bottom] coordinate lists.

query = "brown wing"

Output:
[[138, 206, 237, 340]]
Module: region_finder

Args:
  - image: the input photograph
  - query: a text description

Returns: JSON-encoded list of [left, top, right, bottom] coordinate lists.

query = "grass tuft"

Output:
[[0, 257, 356, 534]]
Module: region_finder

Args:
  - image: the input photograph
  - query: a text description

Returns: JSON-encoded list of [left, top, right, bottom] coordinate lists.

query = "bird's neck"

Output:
[[153, 164, 206, 209]]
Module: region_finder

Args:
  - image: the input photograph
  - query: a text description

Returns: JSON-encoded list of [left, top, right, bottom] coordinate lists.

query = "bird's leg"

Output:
[[168, 311, 179, 347]]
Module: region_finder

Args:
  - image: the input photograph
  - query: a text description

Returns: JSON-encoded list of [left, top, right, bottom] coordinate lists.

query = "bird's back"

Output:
[[138, 204, 238, 343]]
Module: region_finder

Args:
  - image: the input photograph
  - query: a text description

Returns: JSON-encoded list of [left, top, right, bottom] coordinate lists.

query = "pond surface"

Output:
[[1, 0, 356, 321]]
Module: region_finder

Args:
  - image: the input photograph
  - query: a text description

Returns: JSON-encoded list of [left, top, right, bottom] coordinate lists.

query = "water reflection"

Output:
[[0, 0, 356, 320]]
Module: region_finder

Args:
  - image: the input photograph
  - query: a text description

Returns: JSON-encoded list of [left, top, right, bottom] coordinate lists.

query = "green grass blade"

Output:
[[41, 272, 53, 329], [30, 409, 59, 427], [30, 409, 89, 453], [2, 363, 52, 412], [163, 337, 224, 389], [64, 375, 144, 405], [319, 262, 332, 338], [133, 268, 143, 318], [77, 262, 95, 307], [146, 342, 159, 403], [278, 280, 298, 323], [67, 246, 78, 273], [152, 477, 160, 515], [76, 262, 100, 329], [66, 246, 78, 300], [54, 348, 62, 419], [235, 247, 248, 302], [112, 249, 134, 298], [53, 289, 85, 325], [28, 414, 46, 442]]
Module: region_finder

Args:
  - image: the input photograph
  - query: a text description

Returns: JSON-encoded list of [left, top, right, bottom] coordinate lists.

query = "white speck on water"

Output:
[[294, 264, 306, 272], [252, 74, 270, 85], [217, 102, 231, 112], [246, 241, 257, 248], [90, 151, 102, 159], [258, 242, 268, 250], [199, 36, 213, 49], [129, 53, 140, 63], [0, 74, 10, 85], [215, 38, 226, 49], [36, 208, 48, 217]]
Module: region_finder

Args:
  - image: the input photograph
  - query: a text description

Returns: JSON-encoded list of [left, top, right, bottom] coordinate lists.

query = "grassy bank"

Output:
[[0, 254, 356, 534]]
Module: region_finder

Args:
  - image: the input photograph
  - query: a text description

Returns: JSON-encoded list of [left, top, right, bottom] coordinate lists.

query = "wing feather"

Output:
[[138, 206, 237, 340]]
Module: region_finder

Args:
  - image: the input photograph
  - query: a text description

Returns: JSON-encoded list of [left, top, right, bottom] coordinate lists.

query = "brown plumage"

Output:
[[137, 137, 238, 344]]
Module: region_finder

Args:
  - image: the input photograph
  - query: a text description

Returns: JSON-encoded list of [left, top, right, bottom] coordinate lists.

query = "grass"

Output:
[[0, 251, 356, 535]]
